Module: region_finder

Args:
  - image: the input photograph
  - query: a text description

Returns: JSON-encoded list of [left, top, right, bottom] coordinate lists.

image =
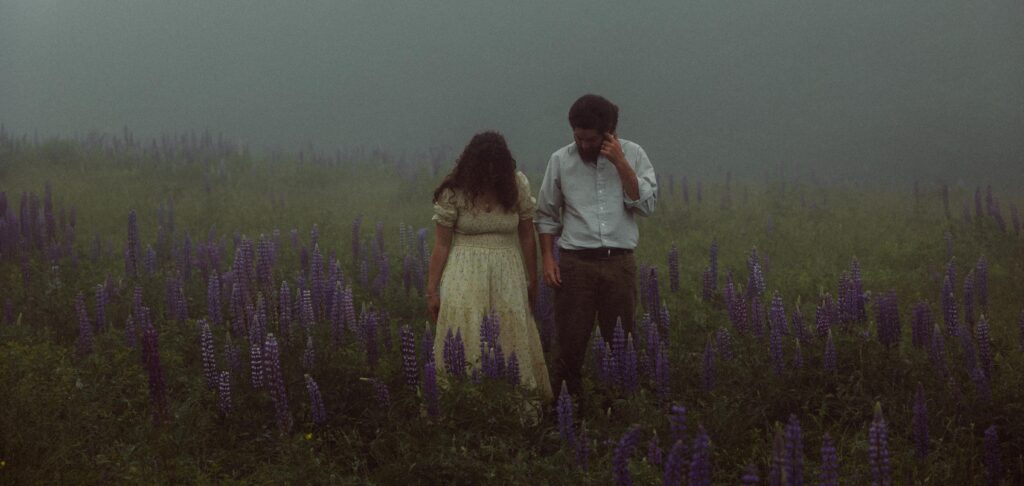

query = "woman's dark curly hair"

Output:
[[433, 131, 518, 212]]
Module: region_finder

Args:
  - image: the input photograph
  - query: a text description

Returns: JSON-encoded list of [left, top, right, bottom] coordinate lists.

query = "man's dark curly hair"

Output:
[[433, 131, 518, 212], [568, 94, 619, 134]]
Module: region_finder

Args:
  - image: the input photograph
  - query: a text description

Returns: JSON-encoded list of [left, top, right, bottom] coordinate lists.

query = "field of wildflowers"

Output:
[[1, 128, 1022, 484]]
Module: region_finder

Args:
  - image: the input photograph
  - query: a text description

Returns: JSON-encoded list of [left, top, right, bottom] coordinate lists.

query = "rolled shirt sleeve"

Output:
[[622, 145, 657, 216], [534, 153, 564, 235]]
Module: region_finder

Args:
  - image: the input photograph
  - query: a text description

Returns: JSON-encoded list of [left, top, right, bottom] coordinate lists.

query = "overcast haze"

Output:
[[2, 0, 1022, 186]]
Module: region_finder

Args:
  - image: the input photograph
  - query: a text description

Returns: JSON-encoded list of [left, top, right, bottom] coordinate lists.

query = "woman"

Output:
[[427, 131, 552, 400]]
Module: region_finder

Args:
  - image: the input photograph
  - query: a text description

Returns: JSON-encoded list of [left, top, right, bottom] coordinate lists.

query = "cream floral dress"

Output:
[[431, 171, 552, 399]]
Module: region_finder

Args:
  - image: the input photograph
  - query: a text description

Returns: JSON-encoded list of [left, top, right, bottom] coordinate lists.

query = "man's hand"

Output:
[[542, 256, 561, 288], [600, 133, 627, 167]]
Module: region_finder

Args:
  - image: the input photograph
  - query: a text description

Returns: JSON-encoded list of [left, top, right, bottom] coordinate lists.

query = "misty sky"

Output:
[[2, 0, 1022, 186]]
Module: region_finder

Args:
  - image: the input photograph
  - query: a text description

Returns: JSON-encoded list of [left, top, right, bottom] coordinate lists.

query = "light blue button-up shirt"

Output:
[[534, 138, 657, 250]]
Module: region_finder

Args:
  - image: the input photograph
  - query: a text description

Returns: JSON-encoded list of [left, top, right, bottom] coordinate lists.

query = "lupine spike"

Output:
[[784, 414, 803, 485], [819, 432, 839, 486], [200, 320, 216, 389], [913, 383, 929, 458], [687, 426, 711, 486], [557, 381, 575, 446], [928, 324, 949, 379], [218, 370, 232, 416], [575, 422, 590, 471], [701, 340, 714, 390], [264, 333, 292, 433], [506, 351, 520, 387], [769, 310, 785, 375], [400, 325, 419, 387], [868, 402, 891, 486], [423, 357, 439, 418], [976, 314, 993, 378], [304, 374, 326, 426], [663, 440, 687, 486], [250, 339, 263, 389], [824, 331, 837, 374], [612, 425, 642, 486]]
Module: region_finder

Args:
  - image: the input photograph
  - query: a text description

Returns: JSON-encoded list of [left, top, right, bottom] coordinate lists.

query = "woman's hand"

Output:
[[427, 292, 441, 323]]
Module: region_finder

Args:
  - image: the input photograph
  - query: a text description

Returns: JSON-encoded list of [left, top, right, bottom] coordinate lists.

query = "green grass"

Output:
[[1, 139, 1022, 484]]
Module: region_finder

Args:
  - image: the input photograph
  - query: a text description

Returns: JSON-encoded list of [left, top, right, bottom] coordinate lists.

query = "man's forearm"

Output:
[[539, 233, 558, 260], [615, 163, 640, 201]]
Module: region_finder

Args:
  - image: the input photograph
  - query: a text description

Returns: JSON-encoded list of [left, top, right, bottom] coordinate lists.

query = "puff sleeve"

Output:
[[515, 171, 537, 221], [432, 188, 458, 228]]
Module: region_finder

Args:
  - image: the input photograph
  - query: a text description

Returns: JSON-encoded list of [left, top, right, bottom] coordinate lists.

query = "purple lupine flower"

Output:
[[785, 414, 804, 485], [709, 239, 718, 286], [913, 383, 929, 458], [824, 331, 837, 373], [749, 296, 765, 338], [647, 437, 663, 467], [422, 358, 439, 418], [975, 256, 988, 311], [125, 315, 138, 349], [767, 290, 786, 331], [208, 273, 222, 326], [224, 334, 241, 372], [370, 377, 391, 408], [687, 426, 711, 486], [816, 296, 833, 339], [200, 320, 216, 389], [264, 334, 292, 433], [305, 374, 326, 426], [668, 245, 680, 293], [302, 335, 315, 371], [791, 305, 806, 343], [575, 423, 590, 471], [75, 292, 92, 356], [868, 402, 891, 486], [278, 281, 291, 338], [647, 267, 661, 316], [709, 330, 731, 364], [698, 264, 714, 302], [300, 289, 314, 333], [941, 274, 960, 337], [218, 370, 232, 416], [342, 285, 356, 332], [442, 328, 467, 378], [612, 425, 641, 486], [740, 463, 759, 485], [819, 432, 839, 486], [911, 301, 933, 349], [984, 425, 1002, 484], [94, 283, 107, 330], [142, 325, 168, 424], [250, 339, 263, 389], [400, 325, 419, 387], [769, 313, 784, 375], [654, 340, 671, 403], [126, 209, 140, 278], [361, 309, 379, 370], [506, 352, 520, 387], [747, 248, 766, 298], [962, 270, 976, 327], [701, 340, 714, 391], [621, 334, 640, 394], [976, 314, 993, 378], [557, 381, 575, 446], [663, 440, 687, 486]]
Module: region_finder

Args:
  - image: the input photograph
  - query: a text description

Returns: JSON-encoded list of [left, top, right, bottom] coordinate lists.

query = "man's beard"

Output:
[[579, 146, 600, 163]]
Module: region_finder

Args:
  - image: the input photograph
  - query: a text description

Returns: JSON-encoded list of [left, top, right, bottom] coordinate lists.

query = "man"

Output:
[[535, 94, 657, 398]]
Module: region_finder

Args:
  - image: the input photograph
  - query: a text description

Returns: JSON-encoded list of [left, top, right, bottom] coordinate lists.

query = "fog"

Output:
[[2, 0, 1022, 187]]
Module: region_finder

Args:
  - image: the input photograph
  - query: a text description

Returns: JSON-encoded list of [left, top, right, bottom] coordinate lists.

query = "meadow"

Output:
[[1, 130, 1022, 484]]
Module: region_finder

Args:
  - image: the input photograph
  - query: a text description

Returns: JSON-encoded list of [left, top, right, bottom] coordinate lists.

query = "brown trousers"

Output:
[[552, 251, 637, 397]]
